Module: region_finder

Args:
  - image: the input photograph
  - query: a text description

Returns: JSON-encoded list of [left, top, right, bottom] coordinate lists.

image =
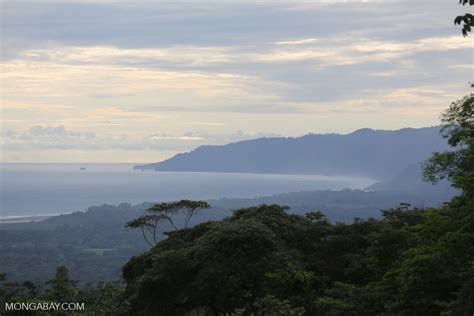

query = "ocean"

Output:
[[0, 163, 374, 218]]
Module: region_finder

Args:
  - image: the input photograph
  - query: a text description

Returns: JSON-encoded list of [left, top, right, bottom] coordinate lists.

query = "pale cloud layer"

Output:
[[1, 0, 473, 162]]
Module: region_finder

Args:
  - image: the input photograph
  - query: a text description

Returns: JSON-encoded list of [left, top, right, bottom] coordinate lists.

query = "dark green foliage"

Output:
[[121, 201, 473, 315], [77, 281, 131, 315], [45, 266, 78, 301], [0, 267, 130, 316], [253, 295, 305, 315], [123, 205, 319, 315], [423, 93, 474, 196], [455, 0, 474, 36], [0, 203, 151, 284]]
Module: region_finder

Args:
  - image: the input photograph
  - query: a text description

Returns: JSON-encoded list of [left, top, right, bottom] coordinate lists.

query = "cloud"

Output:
[[1, 125, 280, 153], [275, 38, 321, 45], [28, 125, 95, 138], [147, 133, 205, 141], [2, 32, 469, 113], [1, 59, 288, 107], [8, 34, 470, 69], [184, 122, 227, 126], [255, 36, 472, 65], [17, 45, 234, 67], [1, 125, 97, 150], [1, 0, 461, 63], [1, 0, 472, 162]]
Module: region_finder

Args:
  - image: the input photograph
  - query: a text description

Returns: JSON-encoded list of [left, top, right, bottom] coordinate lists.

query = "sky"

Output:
[[0, 0, 473, 163]]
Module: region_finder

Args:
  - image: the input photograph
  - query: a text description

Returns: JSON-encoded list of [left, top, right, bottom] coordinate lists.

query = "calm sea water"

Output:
[[0, 164, 374, 217]]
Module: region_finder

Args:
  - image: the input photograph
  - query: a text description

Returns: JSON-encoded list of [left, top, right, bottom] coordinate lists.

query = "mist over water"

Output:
[[0, 164, 374, 217]]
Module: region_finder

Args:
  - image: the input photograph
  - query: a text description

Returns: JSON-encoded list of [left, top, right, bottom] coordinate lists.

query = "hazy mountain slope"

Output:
[[365, 163, 459, 195], [135, 127, 448, 180]]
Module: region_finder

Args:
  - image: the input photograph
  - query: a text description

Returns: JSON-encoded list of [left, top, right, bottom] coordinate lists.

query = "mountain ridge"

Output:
[[135, 126, 448, 180]]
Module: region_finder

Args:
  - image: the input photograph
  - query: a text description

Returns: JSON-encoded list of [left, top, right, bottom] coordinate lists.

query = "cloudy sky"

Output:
[[1, 0, 472, 163]]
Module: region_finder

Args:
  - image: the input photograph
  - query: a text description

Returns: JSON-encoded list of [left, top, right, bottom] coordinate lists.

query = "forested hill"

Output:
[[135, 126, 447, 180]]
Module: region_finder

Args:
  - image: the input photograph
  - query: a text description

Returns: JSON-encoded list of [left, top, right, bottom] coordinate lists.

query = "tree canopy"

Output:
[[423, 93, 474, 196], [126, 200, 210, 246], [121, 200, 473, 315]]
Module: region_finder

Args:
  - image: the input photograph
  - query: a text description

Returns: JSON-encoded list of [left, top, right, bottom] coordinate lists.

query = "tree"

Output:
[[454, 0, 474, 36], [78, 281, 130, 315], [422, 93, 474, 196], [0, 268, 130, 316], [0, 273, 26, 309], [126, 200, 210, 246], [45, 266, 77, 301], [253, 295, 305, 316], [122, 205, 319, 315]]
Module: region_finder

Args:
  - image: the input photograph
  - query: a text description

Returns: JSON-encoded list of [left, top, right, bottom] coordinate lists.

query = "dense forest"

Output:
[[1, 93, 473, 315], [0, 186, 454, 284]]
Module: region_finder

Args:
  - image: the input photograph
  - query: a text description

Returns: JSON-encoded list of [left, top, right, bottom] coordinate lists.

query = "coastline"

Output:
[[0, 213, 61, 224]]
